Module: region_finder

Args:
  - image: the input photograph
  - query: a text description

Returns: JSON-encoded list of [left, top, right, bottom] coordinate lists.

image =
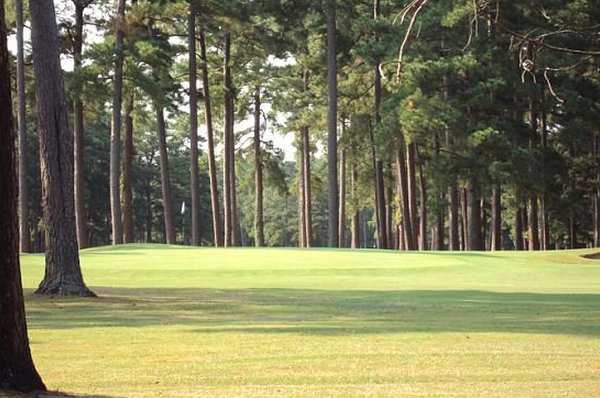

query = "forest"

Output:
[[5, 0, 600, 253], [1, 0, 600, 395]]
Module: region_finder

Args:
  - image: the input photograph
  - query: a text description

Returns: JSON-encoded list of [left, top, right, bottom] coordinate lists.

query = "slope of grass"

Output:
[[18, 245, 600, 397]]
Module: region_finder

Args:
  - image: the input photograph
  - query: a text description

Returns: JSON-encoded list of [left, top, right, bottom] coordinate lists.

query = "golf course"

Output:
[[18, 245, 600, 397]]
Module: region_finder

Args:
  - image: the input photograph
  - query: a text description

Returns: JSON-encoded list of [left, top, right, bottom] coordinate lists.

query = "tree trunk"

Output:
[[595, 133, 600, 247], [540, 108, 549, 250], [396, 140, 416, 250], [528, 193, 540, 251], [491, 184, 501, 251], [417, 149, 427, 250], [109, 0, 125, 245], [298, 146, 306, 248], [222, 32, 232, 247], [327, 0, 339, 247], [301, 126, 312, 247], [122, 94, 134, 243], [188, 4, 200, 246], [155, 105, 175, 245], [467, 179, 483, 250], [253, 85, 264, 247], [15, 0, 30, 253], [0, 7, 46, 389], [339, 148, 347, 247], [449, 184, 459, 250], [199, 30, 223, 247], [351, 159, 360, 249], [302, 72, 312, 247], [29, 0, 94, 296], [514, 188, 524, 250], [461, 187, 468, 250], [407, 143, 418, 246]]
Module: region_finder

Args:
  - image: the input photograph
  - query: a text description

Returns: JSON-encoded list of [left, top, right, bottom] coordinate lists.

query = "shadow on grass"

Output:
[[0, 390, 119, 398], [24, 287, 600, 337]]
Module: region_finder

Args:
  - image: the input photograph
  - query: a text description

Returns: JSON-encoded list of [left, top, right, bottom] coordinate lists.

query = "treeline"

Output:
[[7, 0, 600, 252]]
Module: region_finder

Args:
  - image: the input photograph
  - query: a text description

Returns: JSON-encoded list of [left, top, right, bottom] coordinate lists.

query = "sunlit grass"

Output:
[[18, 245, 600, 397]]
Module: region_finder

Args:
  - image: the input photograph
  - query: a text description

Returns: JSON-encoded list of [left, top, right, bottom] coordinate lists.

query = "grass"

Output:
[[16, 245, 600, 397]]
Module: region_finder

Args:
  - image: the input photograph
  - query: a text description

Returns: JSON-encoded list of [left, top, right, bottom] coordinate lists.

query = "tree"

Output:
[[254, 85, 265, 246], [15, 0, 29, 253], [73, 0, 94, 249], [199, 28, 223, 247], [29, 0, 94, 297], [0, 3, 46, 389], [110, 0, 126, 245], [326, 0, 339, 247], [189, 3, 201, 246]]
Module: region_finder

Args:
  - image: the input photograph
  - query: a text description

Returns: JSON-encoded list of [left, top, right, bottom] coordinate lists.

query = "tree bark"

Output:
[[122, 94, 134, 243], [253, 85, 264, 247], [528, 193, 540, 251], [155, 105, 175, 245], [109, 0, 126, 245], [29, 0, 94, 296], [0, 7, 46, 389], [407, 143, 418, 246], [461, 187, 468, 250], [514, 188, 524, 250], [15, 0, 30, 253], [339, 148, 347, 247], [467, 179, 483, 250], [396, 140, 416, 250], [223, 31, 233, 247], [188, 4, 200, 246], [595, 133, 600, 248], [326, 0, 339, 247], [449, 184, 459, 250], [301, 71, 312, 247], [417, 149, 427, 250], [491, 184, 501, 251], [298, 145, 306, 248], [351, 158, 360, 249], [199, 29, 223, 247]]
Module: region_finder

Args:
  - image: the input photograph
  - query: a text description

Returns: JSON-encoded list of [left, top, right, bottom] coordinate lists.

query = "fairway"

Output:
[[19, 245, 600, 397]]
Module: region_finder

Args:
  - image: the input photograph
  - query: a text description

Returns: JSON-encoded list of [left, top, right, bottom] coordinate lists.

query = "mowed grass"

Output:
[[17, 245, 600, 397]]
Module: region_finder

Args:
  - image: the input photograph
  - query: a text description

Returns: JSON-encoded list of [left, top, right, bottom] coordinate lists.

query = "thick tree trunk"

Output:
[[327, 1, 339, 247], [122, 94, 134, 243], [29, 0, 94, 296], [199, 30, 223, 247], [0, 8, 46, 389], [396, 140, 416, 250], [253, 85, 264, 247], [540, 109, 550, 250], [109, 0, 126, 245], [15, 0, 30, 253], [339, 148, 347, 247], [156, 105, 175, 245], [188, 5, 201, 246], [351, 159, 360, 249], [467, 179, 483, 250], [491, 184, 501, 251], [222, 32, 233, 247]]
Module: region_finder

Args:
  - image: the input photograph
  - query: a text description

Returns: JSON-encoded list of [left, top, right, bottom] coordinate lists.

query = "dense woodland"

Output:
[[5, 0, 600, 253]]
